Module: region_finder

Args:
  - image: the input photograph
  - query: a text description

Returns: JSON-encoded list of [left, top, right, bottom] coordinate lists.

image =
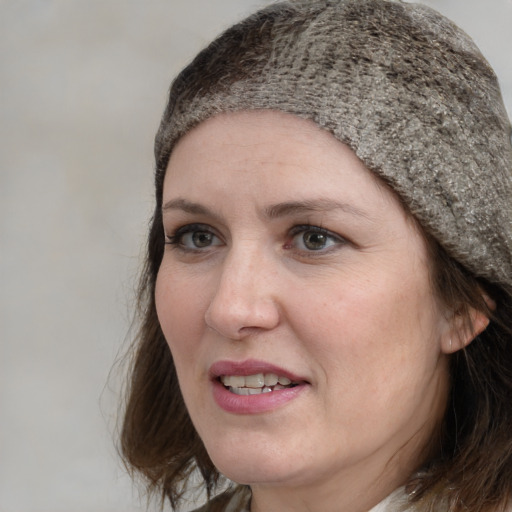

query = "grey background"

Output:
[[1, 1, 510, 511]]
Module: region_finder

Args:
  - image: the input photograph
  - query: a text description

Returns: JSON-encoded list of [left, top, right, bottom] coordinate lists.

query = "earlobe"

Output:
[[441, 307, 491, 354]]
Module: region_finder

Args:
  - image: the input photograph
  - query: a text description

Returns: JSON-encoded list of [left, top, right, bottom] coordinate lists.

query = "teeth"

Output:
[[220, 373, 296, 394], [230, 387, 250, 396], [245, 373, 265, 387], [229, 385, 284, 395], [264, 373, 279, 386], [228, 375, 245, 388]]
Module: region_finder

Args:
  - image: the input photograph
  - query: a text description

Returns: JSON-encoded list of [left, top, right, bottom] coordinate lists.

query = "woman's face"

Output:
[[156, 111, 451, 497]]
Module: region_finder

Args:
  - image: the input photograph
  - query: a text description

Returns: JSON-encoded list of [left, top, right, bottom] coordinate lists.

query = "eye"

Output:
[[165, 224, 223, 250], [288, 225, 344, 252]]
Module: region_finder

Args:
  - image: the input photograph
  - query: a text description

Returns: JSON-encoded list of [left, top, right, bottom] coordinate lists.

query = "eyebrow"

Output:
[[162, 198, 214, 216], [162, 197, 370, 221], [263, 199, 370, 220]]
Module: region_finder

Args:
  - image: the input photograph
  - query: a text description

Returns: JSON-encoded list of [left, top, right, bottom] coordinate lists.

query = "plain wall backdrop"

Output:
[[1, 1, 510, 511]]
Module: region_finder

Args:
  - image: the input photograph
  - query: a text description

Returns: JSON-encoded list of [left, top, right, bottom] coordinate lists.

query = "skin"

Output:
[[155, 110, 464, 512]]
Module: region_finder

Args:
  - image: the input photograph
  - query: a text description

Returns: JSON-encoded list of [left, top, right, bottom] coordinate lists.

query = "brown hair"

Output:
[[121, 3, 512, 511]]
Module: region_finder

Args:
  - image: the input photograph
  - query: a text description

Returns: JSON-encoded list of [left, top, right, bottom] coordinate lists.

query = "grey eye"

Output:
[[190, 231, 215, 248], [177, 229, 222, 249], [291, 228, 339, 251], [302, 231, 330, 250]]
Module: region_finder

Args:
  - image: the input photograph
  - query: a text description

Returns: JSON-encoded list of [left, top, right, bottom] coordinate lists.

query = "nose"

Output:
[[204, 246, 281, 340]]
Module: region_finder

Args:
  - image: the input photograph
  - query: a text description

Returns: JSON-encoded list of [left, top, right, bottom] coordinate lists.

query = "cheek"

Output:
[[155, 266, 207, 358], [297, 265, 443, 385]]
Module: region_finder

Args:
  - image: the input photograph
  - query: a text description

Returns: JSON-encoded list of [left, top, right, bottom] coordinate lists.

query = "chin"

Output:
[[211, 449, 327, 490], [206, 444, 301, 486]]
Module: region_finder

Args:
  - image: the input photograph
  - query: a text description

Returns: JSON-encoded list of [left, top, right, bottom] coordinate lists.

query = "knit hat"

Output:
[[154, 0, 512, 292]]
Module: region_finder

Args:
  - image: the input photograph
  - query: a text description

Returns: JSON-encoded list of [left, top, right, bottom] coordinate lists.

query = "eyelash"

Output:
[[165, 223, 221, 251], [164, 223, 346, 254]]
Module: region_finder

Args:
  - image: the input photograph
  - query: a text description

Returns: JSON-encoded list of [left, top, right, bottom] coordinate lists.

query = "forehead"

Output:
[[166, 110, 386, 199]]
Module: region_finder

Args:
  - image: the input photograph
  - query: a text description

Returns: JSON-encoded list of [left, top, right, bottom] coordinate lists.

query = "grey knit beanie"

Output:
[[155, 0, 512, 293]]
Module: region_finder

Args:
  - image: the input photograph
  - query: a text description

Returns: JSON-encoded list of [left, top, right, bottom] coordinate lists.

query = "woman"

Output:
[[121, 1, 512, 511]]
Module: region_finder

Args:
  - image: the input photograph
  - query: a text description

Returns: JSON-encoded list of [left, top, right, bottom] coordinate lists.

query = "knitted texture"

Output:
[[155, 0, 512, 291]]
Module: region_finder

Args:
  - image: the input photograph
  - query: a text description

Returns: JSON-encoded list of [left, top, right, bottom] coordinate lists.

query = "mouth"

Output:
[[220, 373, 298, 395], [209, 359, 308, 413]]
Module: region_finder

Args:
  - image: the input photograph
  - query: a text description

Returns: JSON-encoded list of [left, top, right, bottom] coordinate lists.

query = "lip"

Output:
[[209, 359, 309, 414]]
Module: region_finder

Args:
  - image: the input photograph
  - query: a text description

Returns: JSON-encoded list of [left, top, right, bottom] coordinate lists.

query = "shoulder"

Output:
[[190, 486, 251, 512]]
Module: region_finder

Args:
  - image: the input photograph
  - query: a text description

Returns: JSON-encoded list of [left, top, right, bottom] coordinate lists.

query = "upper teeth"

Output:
[[221, 373, 292, 388]]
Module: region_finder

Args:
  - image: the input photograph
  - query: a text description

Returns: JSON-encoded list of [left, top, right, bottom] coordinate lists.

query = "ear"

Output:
[[441, 296, 494, 354]]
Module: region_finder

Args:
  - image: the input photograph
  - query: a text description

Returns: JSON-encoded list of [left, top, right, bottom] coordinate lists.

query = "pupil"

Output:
[[193, 231, 212, 247], [304, 232, 326, 250]]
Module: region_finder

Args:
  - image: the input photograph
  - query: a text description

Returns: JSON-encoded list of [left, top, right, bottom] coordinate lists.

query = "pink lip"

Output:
[[209, 359, 309, 415]]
